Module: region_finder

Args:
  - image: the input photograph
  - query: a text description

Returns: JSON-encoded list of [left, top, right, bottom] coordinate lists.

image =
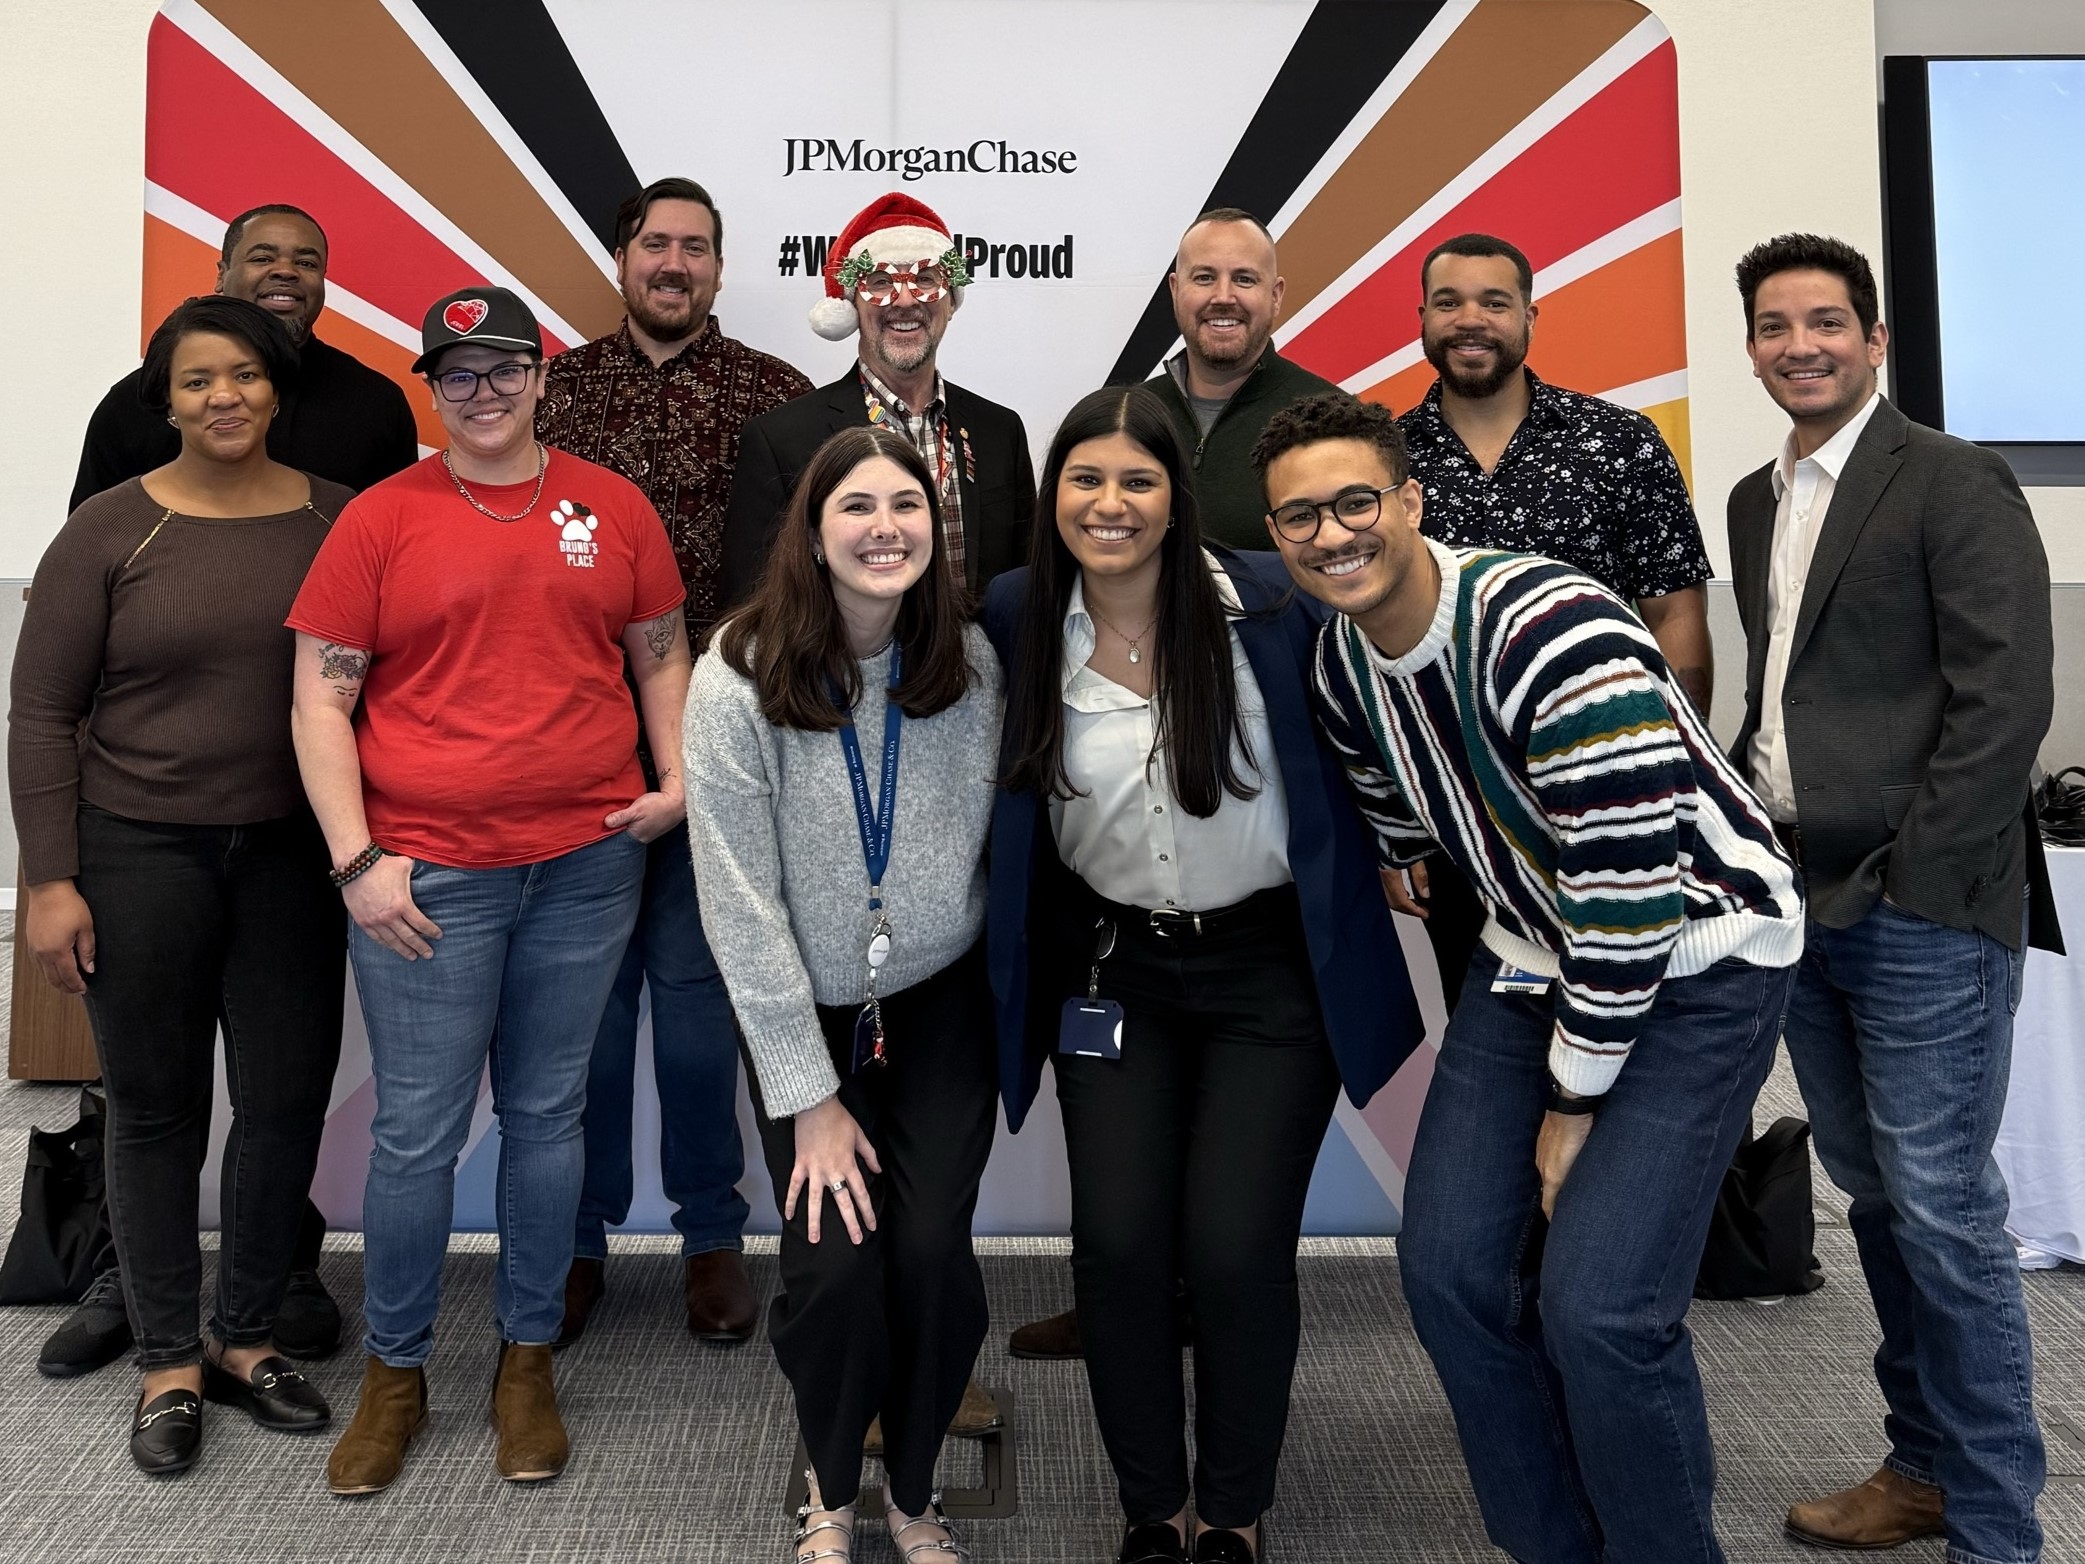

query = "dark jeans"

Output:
[[576, 825, 748, 1258], [1052, 888, 1341, 1530], [753, 948, 997, 1515], [1786, 900, 2043, 1564], [1400, 949, 1790, 1564], [75, 805, 345, 1370]]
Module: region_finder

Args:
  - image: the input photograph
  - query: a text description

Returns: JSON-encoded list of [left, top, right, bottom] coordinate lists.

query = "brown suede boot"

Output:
[[1786, 1466, 1945, 1548], [489, 1342, 568, 1482], [326, 1357, 427, 1496]]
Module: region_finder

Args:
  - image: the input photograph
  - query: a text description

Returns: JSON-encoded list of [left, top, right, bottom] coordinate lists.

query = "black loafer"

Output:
[[130, 1388, 202, 1475], [1193, 1524, 1263, 1564], [272, 1269, 344, 1359], [203, 1354, 331, 1431], [1118, 1521, 1188, 1564]]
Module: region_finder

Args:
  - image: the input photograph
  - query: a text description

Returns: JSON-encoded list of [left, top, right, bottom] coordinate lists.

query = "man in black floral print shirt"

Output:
[[1393, 232, 1713, 1008], [1399, 233, 1713, 711]]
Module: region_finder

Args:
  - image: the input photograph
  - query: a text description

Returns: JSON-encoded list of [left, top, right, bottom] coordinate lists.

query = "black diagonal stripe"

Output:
[[1106, 0, 1449, 387], [412, 0, 639, 254]]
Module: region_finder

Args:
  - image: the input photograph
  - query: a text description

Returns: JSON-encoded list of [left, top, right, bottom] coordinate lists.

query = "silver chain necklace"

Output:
[[443, 442, 547, 522]]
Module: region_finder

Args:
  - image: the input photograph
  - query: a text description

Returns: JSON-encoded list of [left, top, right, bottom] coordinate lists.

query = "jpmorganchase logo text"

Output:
[[783, 137, 1077, 180]]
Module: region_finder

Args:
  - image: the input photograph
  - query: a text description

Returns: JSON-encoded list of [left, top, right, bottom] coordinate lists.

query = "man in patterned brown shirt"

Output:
[[536, 177, 810, 1346]]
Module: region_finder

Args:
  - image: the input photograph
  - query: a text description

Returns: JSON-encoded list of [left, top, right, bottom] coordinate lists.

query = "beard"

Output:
[[864, 309, 940, 376], [1423, 321, 1531, 399], [622, 275, 700, 343], [1189, 314, 1269, 370]]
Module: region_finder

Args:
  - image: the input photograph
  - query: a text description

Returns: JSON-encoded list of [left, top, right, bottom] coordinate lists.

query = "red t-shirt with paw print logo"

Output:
[[288, 448, 684, 868]]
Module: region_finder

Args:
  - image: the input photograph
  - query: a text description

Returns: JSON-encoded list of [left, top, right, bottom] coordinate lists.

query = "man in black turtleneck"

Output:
[[70, 202, 418, 511]]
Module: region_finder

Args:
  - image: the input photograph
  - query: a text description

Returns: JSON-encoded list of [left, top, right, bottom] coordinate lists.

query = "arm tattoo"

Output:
[[640, 611, 679, 662], [318, 642, 369, 688]]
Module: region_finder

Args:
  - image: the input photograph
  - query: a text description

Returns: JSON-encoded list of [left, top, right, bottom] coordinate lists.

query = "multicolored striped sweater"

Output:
[[1313, 541, 1803, 1094]]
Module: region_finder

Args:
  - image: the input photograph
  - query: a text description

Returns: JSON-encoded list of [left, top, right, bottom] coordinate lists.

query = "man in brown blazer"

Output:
[[1727, 233, 2057, 1563]]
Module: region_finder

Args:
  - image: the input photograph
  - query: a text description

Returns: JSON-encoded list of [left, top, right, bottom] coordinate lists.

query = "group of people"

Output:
[[7, 175, 2056, 1564]]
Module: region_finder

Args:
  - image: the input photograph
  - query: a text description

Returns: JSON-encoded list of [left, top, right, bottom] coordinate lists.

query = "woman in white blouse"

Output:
[[981, 386, 1419, 1564]]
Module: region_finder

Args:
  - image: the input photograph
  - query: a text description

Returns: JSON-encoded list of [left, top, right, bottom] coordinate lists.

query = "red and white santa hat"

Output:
[[809, 192, 968, 341]]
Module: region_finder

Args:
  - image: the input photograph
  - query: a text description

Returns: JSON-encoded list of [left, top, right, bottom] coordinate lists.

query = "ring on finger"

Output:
[[829, 1179, 848, 1195]]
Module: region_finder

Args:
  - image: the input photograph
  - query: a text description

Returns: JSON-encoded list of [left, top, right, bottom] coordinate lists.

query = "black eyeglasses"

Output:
[[1268, 483, 1402, 543], [433, 362, 533, 402]]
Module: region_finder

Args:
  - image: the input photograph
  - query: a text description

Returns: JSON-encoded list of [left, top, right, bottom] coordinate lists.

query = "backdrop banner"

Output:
[[157, 0, 1686, 1235]]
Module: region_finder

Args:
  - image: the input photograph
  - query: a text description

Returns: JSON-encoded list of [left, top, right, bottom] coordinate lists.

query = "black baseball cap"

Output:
[[412, 285, 543, 374]]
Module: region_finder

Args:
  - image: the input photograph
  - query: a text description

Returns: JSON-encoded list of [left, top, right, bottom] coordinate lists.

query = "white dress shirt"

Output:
[[1051, 552, 1293, 911], [1748, 392, 1883, 821]]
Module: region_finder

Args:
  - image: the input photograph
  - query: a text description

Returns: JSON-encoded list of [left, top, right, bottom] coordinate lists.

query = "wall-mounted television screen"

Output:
[[1883, 55, 2085, 477]]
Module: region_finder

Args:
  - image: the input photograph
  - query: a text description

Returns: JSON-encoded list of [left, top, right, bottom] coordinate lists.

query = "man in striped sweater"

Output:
[[1254, 391, 1803, 1564]]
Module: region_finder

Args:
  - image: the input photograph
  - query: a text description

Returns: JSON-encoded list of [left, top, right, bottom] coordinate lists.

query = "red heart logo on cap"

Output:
[[443, 298, 490, 334]]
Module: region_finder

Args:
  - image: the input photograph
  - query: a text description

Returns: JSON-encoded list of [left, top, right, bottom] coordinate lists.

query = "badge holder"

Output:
[[1059, 918, 1124, 1059], [850, 914, 893, 1074]]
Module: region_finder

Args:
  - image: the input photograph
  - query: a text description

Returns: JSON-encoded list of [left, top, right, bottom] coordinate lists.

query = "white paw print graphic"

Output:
[[555, 499, 597, 542]]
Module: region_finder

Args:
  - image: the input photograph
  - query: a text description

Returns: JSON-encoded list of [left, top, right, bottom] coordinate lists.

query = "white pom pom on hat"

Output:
[[808, 192, 965, 340]]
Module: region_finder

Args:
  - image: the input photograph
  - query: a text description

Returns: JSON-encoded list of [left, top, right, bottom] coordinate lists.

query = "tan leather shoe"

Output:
[[326, 1357, 427, 1496], [1786, 1466, 1945, 1549], [554, 1257, 605, 1349], [1008, 1306, 1081, 1359], [864, 1378, 1003, 1455], [489, 1342, 568, 1482], [950, 1378, 1003, 1438], [684, 1250, 756, 1341]]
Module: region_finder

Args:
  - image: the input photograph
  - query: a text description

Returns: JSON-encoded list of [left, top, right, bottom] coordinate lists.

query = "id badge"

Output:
[[1058, 998, 1125, 1059], [1490, 961, 1553, 996], [849, 999, 886, 1073]]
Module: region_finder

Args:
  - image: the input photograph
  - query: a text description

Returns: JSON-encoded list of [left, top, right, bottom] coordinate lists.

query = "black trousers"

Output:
[[1052, 886, 1341, 1528], [74, 805, 346, 1368], [752, 947, 997, 1513]]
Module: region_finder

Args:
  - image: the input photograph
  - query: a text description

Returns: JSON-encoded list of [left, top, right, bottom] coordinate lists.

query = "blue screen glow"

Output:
[[1928, 58, 2085, 443]]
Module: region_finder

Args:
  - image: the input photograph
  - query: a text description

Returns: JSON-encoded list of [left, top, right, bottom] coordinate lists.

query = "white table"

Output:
[[1996, 845, 2085, 1266]]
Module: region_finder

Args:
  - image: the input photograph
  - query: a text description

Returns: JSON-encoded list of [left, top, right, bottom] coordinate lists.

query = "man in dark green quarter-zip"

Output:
[[1145, 208, 1338, 549]]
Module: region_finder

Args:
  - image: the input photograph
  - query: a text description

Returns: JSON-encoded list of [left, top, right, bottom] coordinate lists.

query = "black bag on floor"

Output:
[[1694, 1116, 1825, 1300], [0, 1087, 117, 1305]]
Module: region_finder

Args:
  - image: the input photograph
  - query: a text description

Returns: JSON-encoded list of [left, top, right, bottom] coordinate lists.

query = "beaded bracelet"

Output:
[[328, 842, 387, 888]]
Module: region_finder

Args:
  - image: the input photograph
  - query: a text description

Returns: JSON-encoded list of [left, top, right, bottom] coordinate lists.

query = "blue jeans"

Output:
[[1401, 951, 1791, 1564], [352, 830, 645, 1366], [1785, 899, 2042, 1564], [574, 824, 747, 1258]]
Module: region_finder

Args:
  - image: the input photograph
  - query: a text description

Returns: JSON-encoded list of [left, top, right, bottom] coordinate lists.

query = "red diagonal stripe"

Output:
[[1284, 43, 1678, 385], [145, 15, 569, 352]]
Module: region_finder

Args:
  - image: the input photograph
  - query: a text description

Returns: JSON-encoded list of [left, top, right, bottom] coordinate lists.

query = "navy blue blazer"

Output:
[[981, 547, 1426, 1131]]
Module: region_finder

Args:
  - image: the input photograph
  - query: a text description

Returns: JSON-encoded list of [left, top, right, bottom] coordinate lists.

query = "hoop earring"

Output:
[[166, 414, 178, 427]]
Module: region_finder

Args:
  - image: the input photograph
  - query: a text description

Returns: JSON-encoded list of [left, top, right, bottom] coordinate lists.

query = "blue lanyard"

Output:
[[836, 643, 903, 912]]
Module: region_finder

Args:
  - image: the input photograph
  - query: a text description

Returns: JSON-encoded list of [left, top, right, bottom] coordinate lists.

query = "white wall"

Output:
[[0, 0, 2073, 585]]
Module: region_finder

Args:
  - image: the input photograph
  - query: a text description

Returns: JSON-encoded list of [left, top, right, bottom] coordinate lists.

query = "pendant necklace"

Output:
[[444, 441, 548, 522], [1086, 603, 1156, 665]]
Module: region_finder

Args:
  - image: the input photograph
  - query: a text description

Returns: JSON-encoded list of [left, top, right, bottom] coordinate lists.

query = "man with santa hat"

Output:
[[721, 193, 1034, 604]]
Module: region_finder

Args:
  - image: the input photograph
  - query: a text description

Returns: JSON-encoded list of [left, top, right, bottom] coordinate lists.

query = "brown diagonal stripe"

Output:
[[197, 0, 622, 342], [1278, 0, 1649, 320]]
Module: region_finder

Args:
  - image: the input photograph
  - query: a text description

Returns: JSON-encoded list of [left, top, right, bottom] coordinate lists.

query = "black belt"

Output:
[[1079, 881, 1299, 941]]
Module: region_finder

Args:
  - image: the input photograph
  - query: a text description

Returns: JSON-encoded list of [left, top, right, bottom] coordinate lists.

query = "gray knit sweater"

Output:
[[683, 625, 1002, 1118]]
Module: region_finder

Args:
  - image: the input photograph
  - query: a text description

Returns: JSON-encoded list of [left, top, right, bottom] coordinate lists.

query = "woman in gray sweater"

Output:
[[684, 425, 1000, 1564]]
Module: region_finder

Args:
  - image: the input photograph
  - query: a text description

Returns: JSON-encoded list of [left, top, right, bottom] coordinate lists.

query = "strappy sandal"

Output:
[[888, 1488, 967, 1563], [791, 1469, 856, 1564]]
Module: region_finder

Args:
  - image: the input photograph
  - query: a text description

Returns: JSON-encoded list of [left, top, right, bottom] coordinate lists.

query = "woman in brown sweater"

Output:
[[10, 296, 351, 1475]]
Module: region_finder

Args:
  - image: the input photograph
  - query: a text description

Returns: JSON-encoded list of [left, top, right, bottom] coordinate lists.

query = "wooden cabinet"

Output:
[[8, 868, 99, 1080]]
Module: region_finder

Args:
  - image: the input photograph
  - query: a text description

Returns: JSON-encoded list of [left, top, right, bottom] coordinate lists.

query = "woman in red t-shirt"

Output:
[[286, 287, 690, 1497]]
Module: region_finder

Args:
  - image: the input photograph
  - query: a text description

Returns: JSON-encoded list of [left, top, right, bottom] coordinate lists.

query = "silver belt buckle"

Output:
[[1147, 907, 1202, 938]]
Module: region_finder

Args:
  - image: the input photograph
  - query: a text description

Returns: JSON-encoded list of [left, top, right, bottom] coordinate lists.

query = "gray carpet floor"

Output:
[[0, 1063, 2080, 1560]]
